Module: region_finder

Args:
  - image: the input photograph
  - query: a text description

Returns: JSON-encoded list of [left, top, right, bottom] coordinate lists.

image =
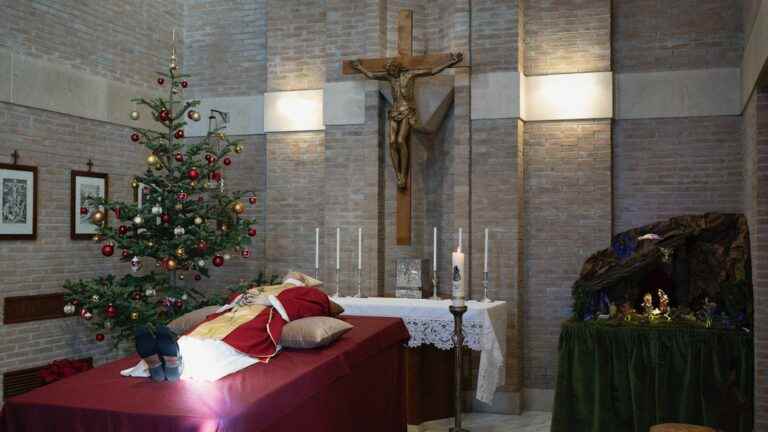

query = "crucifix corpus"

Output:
[[343, 10, 463, 245]]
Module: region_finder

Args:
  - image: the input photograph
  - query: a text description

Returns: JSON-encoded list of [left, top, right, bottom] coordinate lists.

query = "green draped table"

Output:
[[551, 322, 753, 432]]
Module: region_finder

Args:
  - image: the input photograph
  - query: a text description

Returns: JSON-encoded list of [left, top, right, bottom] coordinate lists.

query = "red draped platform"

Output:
[[1, 316, 408, 432]]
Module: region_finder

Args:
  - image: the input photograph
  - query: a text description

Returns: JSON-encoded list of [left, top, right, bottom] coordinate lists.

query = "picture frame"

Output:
[[71, 170, 109, 240], [0, 163, 38, 240]]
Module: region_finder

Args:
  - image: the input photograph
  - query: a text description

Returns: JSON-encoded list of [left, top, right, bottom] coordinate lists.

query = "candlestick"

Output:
[[353, 267, 365, 298], [433, 227, 438, 272], [336, 227, 340, 270], [484, 228, 489, 273], [451, 248, 465, 307], [357, 227, 362, 270], [333, 268, 341, 298], [481, 271, 492, 303], [315, 227, 320, 271], [430, 271, 440, 300]]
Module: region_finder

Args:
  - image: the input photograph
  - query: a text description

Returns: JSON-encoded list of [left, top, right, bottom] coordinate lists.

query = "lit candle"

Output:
[[484, 228, 489, 273], [315, 228, 320, 270], [433, 227, 438, 272], [336, 227, 340, 270], [451, 247, 465, 307], [357, 227, 362, 270]]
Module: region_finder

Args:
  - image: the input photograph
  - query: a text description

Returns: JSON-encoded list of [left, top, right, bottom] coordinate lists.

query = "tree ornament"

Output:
[[220, 223, 229, 232], [196, 241, 208, 253], [91, 210, 106, 224], [174, 299, 184, 308], [248, 227, 257, 237], [157, 77, 165, 86], [165, 258, 178, 271], [174, 129, 185, 139], [118, 225, 129, 235], [177, 192, 188, 201], [171, 87, 180, 95], [145, 287, 157, 297], [181, 293, 188, 301], [197, 258, 206, 267], [194, 216, 203, 225], [178, 274, 185, 281], [223, 253, 231, 261], [223, 157, 232, 166], [133, 215, 144, 225], [188, 110, 201, 122], [92, 235, 101, 242], [80, 206, 89, 215], [234, 144, 243, 154], [130, 256, 142, 272], [122, 249, 130, 258], [104, 320, 113, 330], [105, 304, 118, 318], [101, 244, 115, 257], [63, 303, 76, 315], [232, 201, 245, 214], [242, 249, 251, 258], [176, 247, 186, 257], [187, 168, 200, 181], [158, 109, 170, 122], [131, 133, 141, 142], [175, 203, 183, 211], [91, 294, 100, 303], [173, 226, 185, 236], [249, 197, 257, 205], [131, 291, 142, 301], [81, 309, 93, 320], [151, 204, 163, 216], [216, 132, 226, 140], [194, 274, 202, 281], [211, 171, 222, 182], [95, 333, 105, 342], [130, 110, 140, 121], [181, 80, 189, 88], [174, 152, 184, 162], [130, 312, 140, 321], [147, 153, 159, 165], [147, 240, 154, 247], [113, 207, 122, 219], [212, 255, 225, 267], [131, 179, 140, 189]]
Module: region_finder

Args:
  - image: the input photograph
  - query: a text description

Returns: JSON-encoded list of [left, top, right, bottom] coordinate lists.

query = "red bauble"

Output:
[[196, 241, 208, 253], [241, 249, 251, 258], [95, 333, 105, 342], [194, 274, 202, 281], [248, 227, 257, 237], [187, 168, 200, 181], [105, 304, 118, 318], [174, 129, 185, 139], [118, 225, 128, 235], [131, 291, 142, 301], [211, 171, 222, 182], [174, 299, 184, 308], [248, 197, 257, 205], [122, 249, 130, 258], [130, 133, 140, 142], [80, 206, 89, 215], [158, 109, 170, 122], [174, 152, 184, 162], [181, 80, 189, 88], [160, 213, 171, 224], [176, 192, 188, 201], [223, 157, 232, 166], [212, 255, 225, 267], [101, 244, 115, 257], [113, 207, 122, 219], [157, 77, 165, 86]]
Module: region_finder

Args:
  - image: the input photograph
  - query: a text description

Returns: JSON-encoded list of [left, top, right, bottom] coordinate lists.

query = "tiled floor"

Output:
[[412, 412, 552, 432]]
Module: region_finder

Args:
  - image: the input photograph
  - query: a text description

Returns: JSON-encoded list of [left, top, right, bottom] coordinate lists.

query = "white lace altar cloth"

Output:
[[334, 297, 507, 404]]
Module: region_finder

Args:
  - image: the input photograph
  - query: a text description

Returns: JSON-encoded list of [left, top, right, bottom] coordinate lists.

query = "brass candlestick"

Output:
[[430, 272, 440, 300], [333, 268, 341, 298], [449, 304, 469, 432], [481, 271, 492, 303], [353, 268, 366, 298]]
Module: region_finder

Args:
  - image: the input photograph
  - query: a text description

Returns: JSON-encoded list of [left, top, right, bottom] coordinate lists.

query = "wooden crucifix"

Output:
[[343, 10, 463, 246]]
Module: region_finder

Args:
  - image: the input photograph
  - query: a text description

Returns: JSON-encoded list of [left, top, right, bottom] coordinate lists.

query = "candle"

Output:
[[458, 228, 463, 251], [315, 228, 320, 269], [451, 247, 466, 307], [336, 228, 340, 270], [357, 227, 362, 270], [433, 227, 438, 272], [484, 228, 489, 273]]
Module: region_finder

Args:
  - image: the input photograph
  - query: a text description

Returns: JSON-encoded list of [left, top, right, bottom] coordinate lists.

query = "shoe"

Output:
[[156, 326, 182, 382], [134, 326, 165, 382]]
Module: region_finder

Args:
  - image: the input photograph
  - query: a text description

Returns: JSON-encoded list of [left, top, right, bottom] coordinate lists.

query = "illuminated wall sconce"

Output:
[[264, 89, 325, 133]]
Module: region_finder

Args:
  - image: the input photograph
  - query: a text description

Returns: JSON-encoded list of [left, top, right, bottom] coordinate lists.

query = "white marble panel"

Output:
[[324, 81, 365, 125], [471, 71, 521, 120], [264, 89, 324, 133]]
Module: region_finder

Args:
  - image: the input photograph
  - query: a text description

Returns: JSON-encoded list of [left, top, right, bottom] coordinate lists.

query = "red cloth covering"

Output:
[[0, 316, 409, 432]]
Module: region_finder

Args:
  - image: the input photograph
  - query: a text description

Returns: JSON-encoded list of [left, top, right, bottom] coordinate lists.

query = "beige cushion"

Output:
[[650, 424, 716, 432], [167, 305, 222, 335], [281, 317, 353, 349]]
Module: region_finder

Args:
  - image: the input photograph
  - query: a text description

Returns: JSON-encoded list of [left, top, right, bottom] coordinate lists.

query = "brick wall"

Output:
[[183, 0, 267, 97], [523, 0, 611, 75], [613, 0, 743, 73], [744, 0, 763, 41], [613, 117, 744, 233], [523, 120, 612, 389], [471, 0, 519, 74]]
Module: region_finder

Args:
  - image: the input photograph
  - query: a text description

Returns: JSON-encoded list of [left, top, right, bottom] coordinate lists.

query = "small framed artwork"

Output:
[[71, 170, 109, 240], [0, 163, 38, 240]]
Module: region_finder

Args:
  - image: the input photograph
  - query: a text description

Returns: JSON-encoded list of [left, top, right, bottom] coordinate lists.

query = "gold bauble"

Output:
[[176, 247, 186, 257], [234, 144, 243, 154], [91, 210, 106, 224], [166, 258, 178, 270], [194, 216, 203, 225], [130, 311, 140, 321], [130, 179, 139, 189], [129, 110, 140, 121], [147, 240, 154, 247], [92, 235, 101, 241], [216, 132, 226, 140], [147, 154, 159, 165], [232, 201, 245, 214], [190, 180, 197, 187], [190, 111, 201, 122]]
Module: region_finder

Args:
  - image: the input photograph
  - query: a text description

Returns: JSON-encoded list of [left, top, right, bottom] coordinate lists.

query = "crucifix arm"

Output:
[[415, 52, 464, 77], [350, 60, 388, 81]]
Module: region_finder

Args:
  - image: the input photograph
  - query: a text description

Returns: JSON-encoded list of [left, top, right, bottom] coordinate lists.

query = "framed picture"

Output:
[[71, 170, 109, 240], [0, 163, 38, 240]]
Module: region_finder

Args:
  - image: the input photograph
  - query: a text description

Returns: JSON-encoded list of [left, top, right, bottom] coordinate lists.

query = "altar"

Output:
[[335, 297, 507, 413]]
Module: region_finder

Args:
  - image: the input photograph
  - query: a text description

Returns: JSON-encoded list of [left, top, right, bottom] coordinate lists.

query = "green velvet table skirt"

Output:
[[551, 322, 753, 432]]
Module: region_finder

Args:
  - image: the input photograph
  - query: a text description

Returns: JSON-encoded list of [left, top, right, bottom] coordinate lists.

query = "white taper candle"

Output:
[[315, 228, 320, 269], [357, 227, 362, 270], [484, 228, 489, 273], [336, 227, 340, 270], [433, 227, 438, 271]]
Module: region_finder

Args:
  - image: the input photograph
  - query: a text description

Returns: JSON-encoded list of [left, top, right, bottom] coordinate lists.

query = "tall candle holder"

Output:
[[430, 272, 440, 300], [333, 268, 341, 298], [481, 271, 492, 303], [353, 268, 366, 298], [314, 267, 320, 281]]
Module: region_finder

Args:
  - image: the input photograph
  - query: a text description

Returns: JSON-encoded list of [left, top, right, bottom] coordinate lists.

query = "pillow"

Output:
[[281, 316, 353, 349], [329, 299, 344, 316], [168, 305, 222, 335]]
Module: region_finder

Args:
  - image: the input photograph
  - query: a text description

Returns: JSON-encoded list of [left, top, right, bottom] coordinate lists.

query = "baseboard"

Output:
[[523, 388, 555, 412], [464, 390, 522, 415]]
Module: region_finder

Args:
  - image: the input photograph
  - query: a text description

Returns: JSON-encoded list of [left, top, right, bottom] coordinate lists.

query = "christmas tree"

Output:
[[64, 39, 257, 345]]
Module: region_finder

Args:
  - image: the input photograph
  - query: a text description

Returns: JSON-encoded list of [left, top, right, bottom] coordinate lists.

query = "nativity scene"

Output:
[[0, 1, 765, 432]]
